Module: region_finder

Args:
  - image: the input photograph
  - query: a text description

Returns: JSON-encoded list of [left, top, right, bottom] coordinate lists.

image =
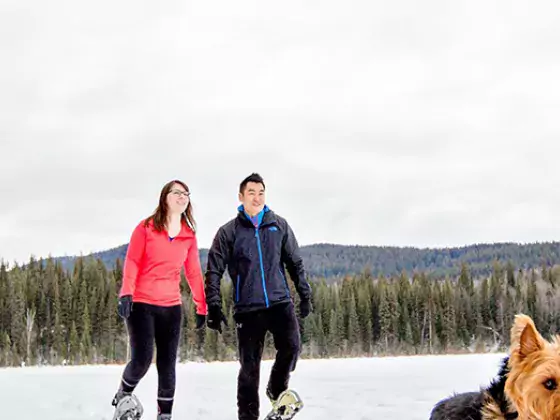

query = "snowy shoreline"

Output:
[[0, 352, 508, 419]]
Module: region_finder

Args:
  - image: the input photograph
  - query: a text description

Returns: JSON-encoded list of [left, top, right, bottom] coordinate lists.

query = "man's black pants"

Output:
[[120, 302, 182, 415], [235, 302, 301, 420]]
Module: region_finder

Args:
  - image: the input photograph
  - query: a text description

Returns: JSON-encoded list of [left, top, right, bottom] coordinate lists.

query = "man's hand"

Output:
[[299, 299, 312, 319], [207, 305, 228, 334], [117, 295, 133, 319], [195, 314, 206, 329]]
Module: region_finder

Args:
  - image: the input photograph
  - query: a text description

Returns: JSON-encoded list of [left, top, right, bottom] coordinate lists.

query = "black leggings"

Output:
[[120, 302, 182, 415]]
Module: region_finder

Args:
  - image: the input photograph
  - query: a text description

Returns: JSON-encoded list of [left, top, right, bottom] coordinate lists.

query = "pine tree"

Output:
[[1, 332, 11, 366], [25, 306, 36, 365], [357, 288, 373, 354], [51, 313, 65, 363], [439, 279, 456, 351], [378, 282, 392, 353], [479, 278, 491, 334], [203, 329, 219, 362], [313, 313, 327, 357], [80, 301, 92, 362], [60, 271, 72, 346], [527, 269, 538, 320], [455, 289, 470, 347], [69, 321, 79, 364], [327, 309, 340, 356], [506, 261, 516, 288], [346, 293, 360, 354], [8, 268, 26, 358], [103, 273, 118, 362], [225, 307, 236, 357], [0, 262, 8, 335], [396, 273, 412, 349]]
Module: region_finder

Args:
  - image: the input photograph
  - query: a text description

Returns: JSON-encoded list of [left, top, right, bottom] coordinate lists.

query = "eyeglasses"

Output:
[[170, 189, 190, 198]]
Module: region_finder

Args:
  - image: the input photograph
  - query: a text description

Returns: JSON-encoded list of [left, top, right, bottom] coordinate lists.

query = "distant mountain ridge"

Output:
[[53, 241, 560, 280]]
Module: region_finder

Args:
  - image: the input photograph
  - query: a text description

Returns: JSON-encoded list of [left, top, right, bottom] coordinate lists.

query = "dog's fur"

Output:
[[430, 356, 517, 420], [430, 314, 560, 420]]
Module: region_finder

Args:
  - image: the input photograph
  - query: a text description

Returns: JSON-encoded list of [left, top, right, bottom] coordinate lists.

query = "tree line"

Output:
[[0, 256, 559, 367], [52, 241, 560, 282]]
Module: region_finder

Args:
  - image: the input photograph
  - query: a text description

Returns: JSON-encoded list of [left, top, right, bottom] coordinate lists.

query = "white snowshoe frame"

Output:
[[112, 394, 144, 420], [264, 389, 304, 420]]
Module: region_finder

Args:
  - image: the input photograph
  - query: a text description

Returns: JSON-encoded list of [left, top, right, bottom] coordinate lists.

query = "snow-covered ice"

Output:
[[0, 353, 507, 419]]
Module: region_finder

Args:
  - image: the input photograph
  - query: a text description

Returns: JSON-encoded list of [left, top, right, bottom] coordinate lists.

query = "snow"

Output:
[[0, 353, 507, 419]]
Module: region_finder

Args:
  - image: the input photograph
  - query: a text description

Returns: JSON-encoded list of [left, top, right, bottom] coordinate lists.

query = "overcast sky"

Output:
[[1, 1, 559, 264]]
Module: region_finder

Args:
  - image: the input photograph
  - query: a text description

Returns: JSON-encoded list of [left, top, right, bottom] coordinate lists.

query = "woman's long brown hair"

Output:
[[144, 180, 196, 233]]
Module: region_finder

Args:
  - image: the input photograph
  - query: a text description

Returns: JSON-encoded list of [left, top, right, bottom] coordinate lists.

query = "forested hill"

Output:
[[53, 241, 560, 280]]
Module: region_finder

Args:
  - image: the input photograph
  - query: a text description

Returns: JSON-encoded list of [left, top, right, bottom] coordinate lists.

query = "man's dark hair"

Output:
[[239, 173, 265, 194]]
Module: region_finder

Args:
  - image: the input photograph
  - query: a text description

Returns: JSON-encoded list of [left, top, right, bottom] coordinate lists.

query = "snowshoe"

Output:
[[111, 392, 144, 420], [264, 389, 304, 420]]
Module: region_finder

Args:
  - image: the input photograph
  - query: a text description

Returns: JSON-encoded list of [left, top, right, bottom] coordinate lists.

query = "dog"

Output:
[[429, 355, 517, 420], [430, 314, 560, 420]]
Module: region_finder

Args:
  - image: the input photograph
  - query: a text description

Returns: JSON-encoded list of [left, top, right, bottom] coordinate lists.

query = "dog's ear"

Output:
[[510, 314, 544, 357]]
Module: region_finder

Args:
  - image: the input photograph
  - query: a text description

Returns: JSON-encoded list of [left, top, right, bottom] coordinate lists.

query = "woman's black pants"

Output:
[[119, 302, 182, 415]]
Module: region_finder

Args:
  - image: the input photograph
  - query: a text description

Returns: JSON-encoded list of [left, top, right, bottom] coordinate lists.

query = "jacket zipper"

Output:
[[255, 227, 269, 307], [236, 274, 240, 302]]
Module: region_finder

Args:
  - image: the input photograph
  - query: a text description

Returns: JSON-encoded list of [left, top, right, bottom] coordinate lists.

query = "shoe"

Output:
[[157, 415, 172, 420], [112, 389, 130, 406], [266, 386, 276, 403]]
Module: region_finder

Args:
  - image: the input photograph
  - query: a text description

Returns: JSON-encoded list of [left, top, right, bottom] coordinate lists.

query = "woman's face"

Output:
[[166, 183, 190, 215]]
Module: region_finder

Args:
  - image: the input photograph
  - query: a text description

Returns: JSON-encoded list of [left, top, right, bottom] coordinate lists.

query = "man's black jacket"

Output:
[[205, 206, 311, 314]]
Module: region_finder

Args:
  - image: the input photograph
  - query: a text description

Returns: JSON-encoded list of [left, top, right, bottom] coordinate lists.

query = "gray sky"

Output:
[[1, 0, 560, 264]]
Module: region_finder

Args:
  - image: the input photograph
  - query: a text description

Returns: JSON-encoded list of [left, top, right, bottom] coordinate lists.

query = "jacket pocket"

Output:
[[279, 269, 290, 298]]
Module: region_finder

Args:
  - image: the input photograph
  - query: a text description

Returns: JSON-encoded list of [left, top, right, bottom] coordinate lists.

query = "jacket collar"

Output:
[[146, 218, 195, 238], [237, 205, 274, 228]]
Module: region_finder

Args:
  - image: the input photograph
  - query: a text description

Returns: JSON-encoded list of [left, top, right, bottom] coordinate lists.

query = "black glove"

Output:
[[195, 314, 206, 329], [118, 295, 133, 319], [299, 299, 312, 319], [207, 305, 228, 334]]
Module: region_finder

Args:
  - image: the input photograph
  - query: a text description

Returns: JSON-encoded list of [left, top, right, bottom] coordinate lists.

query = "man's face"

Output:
[[239, 181, 265, 216]]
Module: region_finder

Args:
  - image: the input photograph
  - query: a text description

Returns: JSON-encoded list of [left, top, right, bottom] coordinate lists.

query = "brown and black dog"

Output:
[[430, 314, 560, 420]]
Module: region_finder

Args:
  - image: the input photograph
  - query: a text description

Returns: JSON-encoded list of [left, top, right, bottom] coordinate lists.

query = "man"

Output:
[[205, 173, 312, 420]]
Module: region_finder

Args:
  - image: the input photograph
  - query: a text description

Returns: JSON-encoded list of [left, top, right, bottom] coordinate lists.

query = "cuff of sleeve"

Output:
[[196, 300, 208, 316]]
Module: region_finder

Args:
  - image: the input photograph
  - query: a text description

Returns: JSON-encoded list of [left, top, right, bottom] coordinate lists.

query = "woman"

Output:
[[111, 180, 207, 420]]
